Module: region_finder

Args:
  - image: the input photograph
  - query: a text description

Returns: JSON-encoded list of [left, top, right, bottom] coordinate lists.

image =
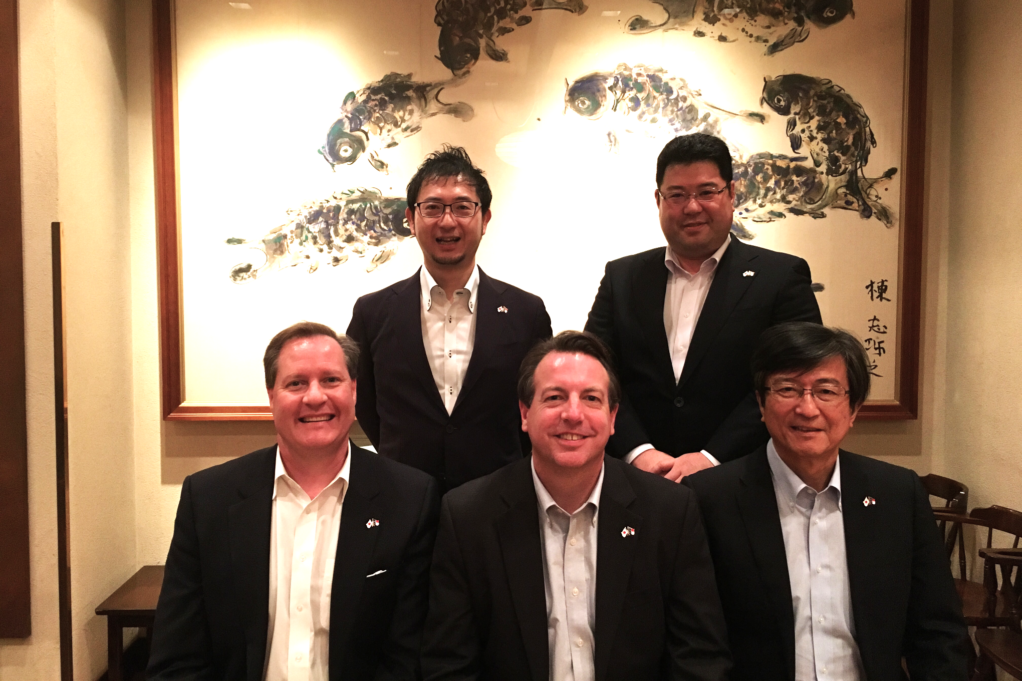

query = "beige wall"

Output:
[[8, 0, 1022, 679], [3, 0, 136, 680], [944, 0, 1022, 510]]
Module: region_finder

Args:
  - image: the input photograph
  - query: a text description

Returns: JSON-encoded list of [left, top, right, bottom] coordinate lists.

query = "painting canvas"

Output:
[[154, 0, 925, 419]]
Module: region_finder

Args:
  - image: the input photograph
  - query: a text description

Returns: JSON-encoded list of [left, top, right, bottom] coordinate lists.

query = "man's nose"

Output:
[[793, 390, 820, 415], [304, 380, 328, 403], [561, 395, 583, 421]]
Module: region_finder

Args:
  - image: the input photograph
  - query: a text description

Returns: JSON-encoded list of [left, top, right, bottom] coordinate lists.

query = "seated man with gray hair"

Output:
[[685, 322, 968, 681]]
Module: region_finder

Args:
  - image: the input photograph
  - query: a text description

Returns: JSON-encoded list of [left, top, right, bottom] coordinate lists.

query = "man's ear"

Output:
[[519, 400, 530, 432], [756, 391, 766, 422], [609, 404, 618, 436], [406, 206, 417, 236], [480, 209, 491, 236]]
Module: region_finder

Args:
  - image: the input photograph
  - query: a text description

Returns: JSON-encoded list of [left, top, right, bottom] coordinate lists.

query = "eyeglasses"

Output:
[[414, 201, 481, 219], [764, 384, 850, 404], [658, 186, 729, 207]]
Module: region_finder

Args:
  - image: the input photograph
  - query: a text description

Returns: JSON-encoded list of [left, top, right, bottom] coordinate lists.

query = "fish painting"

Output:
[[564, 63, 765, 151], [761, 73, 887, 220], [435, 0, 587, 76], [319, 73, 473, 174], [625, 0, 853, 55], [731, 151, 897, 238], [228, 188, 410, 282]]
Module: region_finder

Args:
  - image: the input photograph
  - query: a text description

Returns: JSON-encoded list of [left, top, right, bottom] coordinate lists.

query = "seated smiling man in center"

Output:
[[421, 331, 731, 681]]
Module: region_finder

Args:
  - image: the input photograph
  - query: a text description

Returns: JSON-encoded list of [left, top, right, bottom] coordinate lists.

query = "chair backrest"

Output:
[[972, 506, 1022, 549], [921, 473, 969, 512]]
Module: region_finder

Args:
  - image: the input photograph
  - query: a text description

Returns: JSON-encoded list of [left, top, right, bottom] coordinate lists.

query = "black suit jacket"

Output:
[[347, 268, 551, 491], [584, 240, 821, 462], [148, 444, 440, 681], [421, 456, 731, 681], [684, 447, 968, 681]]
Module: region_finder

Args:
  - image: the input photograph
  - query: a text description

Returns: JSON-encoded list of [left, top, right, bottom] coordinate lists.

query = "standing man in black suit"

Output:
[[585, 133, 822, 481], [348, 146, 552, 492], [421, 331, 731, 681], [148, 322, 440, 681], [685, 323, 968, 681]]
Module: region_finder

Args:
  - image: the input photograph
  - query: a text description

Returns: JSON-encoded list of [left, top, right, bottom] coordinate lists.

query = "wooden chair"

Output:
[[921, 473, 969, 556], [972, 549, 1022, 680], [932, 506, 1022, 629]]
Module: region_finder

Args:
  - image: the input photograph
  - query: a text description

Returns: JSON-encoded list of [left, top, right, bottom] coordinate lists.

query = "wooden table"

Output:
[[95, 565, 164, 681]]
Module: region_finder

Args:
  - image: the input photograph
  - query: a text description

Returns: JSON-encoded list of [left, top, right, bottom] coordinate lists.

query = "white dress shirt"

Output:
[[625, 236, 731, 466], [766, 440, 864, 681], [420, 265, 480, 414], [532, 460, 604, 681], [265, 445, 351, 681]]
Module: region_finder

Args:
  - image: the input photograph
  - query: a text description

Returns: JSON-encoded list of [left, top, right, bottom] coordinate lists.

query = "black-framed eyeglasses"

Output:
[[414, 201, 481, 219], [764, 384, 851, 404], [657, 186, 729, 207]]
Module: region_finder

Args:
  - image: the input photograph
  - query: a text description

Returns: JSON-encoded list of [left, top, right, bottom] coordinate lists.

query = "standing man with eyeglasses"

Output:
[[348, 145, 552, 492], [585, 133, 822, 481]]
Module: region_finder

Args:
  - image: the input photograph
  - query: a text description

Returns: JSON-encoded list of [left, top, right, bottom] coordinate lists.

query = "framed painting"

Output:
[[154, 0, 927, 420]]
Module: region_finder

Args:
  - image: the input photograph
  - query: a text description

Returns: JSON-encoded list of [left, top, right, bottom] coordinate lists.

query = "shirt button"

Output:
[[817, 567, 822, 574], [822, 668, 827, 674], [576, 638, 584, 648], [569, 538, 577, 546], [297, 604, 303, 612], [294, 653, 303, 662], [572, 587, 580, 597], [301, 553, 310, 563], [819, 616, 825, 623], [674, 397, 685, 408], [684, 312, 691, 318]]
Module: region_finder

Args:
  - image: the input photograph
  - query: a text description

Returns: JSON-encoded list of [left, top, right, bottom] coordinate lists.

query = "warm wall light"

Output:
[[228, 2, 252, 8], [600, 10, 620, 16], [383, 50, 399, 56]]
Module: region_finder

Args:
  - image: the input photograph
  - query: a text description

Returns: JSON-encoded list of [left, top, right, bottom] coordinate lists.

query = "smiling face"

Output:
[[656, 161, 734, 270], [759, 355, 858, 474], [521, 351, 617, 479], [407, 175, 491, 270], [268, 335, 356, 460]]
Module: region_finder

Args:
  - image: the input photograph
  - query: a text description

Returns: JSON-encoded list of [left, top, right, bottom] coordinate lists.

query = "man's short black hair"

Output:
[[406, 144, 492, 213], [517, 331, 621, 408], [656, 133, 734, 186], [751, 322, 871, 409], [263, 321, 360, 389]]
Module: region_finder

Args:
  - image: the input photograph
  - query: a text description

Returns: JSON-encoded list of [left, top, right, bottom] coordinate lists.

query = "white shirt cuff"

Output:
[[624, 444, 655, 465], [701, 450, 720, 466]]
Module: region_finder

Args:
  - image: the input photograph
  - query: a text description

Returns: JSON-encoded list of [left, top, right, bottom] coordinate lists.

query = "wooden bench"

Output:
[[95, 565, 164, 681]]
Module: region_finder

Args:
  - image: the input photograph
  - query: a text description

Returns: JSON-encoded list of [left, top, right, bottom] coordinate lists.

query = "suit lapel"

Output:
[[455, 269, 500, 408], [227, 448, 276, 680], [631, 249, 676, 388], [838, 453, 879, 662], [329, 446, 383, 667], [736, 449, 796, 681], [395, 270, 448, 416], [593, 461, 641, 681], [495, 462, 550, 681], [679, 239, 758, 389]]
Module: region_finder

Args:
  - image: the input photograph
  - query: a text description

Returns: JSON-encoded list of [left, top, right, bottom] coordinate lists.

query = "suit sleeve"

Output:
[[374, 477, 441, 681], [147, 476, 216, 681], [902, 475, 969, 681], [421, 498, 482, 681], [347, 298, 381, 448], [585, 264, 651, 457], [666, 491, 733, 681], [519, 298, 554, 455], [703, 257, 822, 462]]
